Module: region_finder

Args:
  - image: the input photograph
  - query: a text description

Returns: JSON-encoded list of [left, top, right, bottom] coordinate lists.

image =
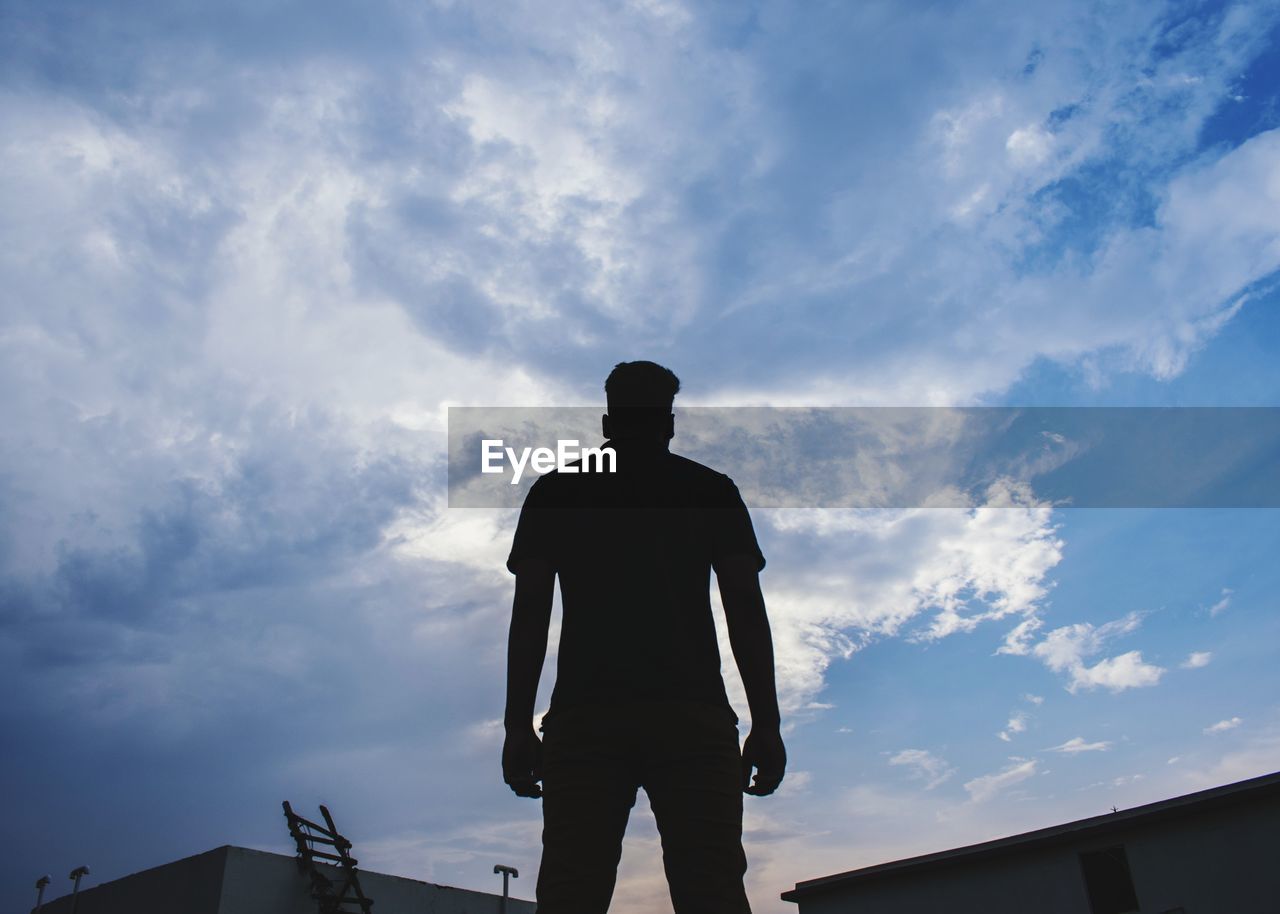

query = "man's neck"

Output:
[[605, 436, 671, 464]]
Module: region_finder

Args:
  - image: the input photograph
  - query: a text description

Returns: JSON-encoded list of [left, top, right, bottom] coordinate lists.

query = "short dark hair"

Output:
[[605, 361, 681, 412], [604, 362, 680, 440]]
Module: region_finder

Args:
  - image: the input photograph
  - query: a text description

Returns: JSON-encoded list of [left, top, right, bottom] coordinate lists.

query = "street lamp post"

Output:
[[68, 866, 90, 914], [493, 864, 518, 914], [33, 875, 51, 913]]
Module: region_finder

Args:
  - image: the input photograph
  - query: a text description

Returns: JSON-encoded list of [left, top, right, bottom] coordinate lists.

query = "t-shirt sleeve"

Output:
[[506, 475, 561, 574], [709, 476, 766, 572]]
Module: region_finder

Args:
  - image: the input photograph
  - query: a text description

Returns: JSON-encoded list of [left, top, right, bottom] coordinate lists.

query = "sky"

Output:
[[2, 0, 1279, 911]]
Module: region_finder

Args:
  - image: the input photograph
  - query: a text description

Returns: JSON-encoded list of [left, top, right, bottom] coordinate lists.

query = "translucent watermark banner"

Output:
[[447, 407, 1280, 509]]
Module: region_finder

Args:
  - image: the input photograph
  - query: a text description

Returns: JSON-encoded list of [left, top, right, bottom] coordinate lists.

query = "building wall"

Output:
[[793, 792, 1280, 914], [35, 847, 228, 914], [218, 846, 537, 914], [796, 844, 1091, 914], [1121, 795, 1278, 914], [34, 846, 537, 914]]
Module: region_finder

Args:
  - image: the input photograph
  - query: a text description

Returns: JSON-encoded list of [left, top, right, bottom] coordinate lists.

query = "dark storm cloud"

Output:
[[0, 385, 430, 630]]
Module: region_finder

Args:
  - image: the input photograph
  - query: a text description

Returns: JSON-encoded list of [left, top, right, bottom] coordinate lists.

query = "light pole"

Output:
[[69, 866, 90, 914], [33, 875, 51, 913], [493, 864, 518, 914]]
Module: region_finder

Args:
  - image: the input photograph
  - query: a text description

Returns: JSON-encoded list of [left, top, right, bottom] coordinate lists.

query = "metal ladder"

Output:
[[282, 802, 374, 914]]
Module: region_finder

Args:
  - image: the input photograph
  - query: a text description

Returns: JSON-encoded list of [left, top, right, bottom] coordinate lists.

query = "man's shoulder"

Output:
[[520, 451, 742, 508], [663, 452, 750, 508], [523, 466, 569, 498], [665, 452, 736, 489], [520, 461, 607, 505]]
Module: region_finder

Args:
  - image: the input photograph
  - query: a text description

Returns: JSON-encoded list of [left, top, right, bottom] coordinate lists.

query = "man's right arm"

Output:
[[716, 553, 786, 796], [502, 558, 555, 798]]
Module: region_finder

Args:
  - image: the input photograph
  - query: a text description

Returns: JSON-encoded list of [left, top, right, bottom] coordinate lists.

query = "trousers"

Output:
[[536, 700, 751, 914]]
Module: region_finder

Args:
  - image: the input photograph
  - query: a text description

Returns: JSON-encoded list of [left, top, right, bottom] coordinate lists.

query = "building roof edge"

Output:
[[782, 769, 1280, 902]]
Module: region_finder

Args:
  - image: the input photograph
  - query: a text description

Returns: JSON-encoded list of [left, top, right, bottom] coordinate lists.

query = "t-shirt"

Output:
[[506, 442, 766, 720]]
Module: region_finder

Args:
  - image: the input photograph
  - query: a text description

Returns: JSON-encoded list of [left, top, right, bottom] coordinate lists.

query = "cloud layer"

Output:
[[4, 1, 1280, 912]]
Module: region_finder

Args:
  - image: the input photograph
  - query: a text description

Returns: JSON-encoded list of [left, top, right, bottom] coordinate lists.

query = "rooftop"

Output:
[[782, 769, 1280, 902]]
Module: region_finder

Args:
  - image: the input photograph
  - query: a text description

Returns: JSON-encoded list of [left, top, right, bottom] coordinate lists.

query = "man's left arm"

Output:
[[502, 558, 555, 798], [717, 554, 787, 797]]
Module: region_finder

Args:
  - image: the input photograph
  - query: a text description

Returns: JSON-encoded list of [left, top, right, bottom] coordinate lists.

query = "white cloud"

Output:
[[1185, 731, 1280, 790], [1181, 651, 1213, 669], [964, 759, 1039, 804], [1031, 613, 1142, 669], [779, 770, 814, 795], [1049, 737, 1112, 753], [913, 489, 1063, 642], [1027, 613, 1165, 693], [1069, 651, 1166, 693], [1209, 588, 1233, 617], [459, 718, 504, 753], [999, 712, 1029, 742], [740, 493, 1061, 715], [1204, 717, 1243, 734], [1024, 693, 1045, 705], [997, 618, 1043, 656], [1006, 124, 1054, 167], [889, 749, 956, 790]]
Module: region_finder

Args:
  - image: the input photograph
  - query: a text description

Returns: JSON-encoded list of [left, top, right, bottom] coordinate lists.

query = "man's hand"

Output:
[[502, 725, 544, 798], [741, 726, 786, 796]]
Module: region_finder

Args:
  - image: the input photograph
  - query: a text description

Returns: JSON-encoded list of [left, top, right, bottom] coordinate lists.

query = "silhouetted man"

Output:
[[502, 361, 785, 914]]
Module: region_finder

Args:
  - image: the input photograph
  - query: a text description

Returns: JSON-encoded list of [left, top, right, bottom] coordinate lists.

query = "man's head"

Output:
[[603, 360, 680, 442]]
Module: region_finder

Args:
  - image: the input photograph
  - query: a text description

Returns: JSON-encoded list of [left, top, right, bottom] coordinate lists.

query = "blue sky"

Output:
[[2, 0, 1279, 911]]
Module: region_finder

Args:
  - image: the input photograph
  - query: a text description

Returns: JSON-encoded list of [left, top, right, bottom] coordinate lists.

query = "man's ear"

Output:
[[602, 413, 612, 439], [665, 413, 674, 441]]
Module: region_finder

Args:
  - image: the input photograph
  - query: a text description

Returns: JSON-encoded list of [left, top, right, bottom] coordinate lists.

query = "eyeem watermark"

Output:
[[451, 406, 1280, 507], [481, 439, 617, 484]]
